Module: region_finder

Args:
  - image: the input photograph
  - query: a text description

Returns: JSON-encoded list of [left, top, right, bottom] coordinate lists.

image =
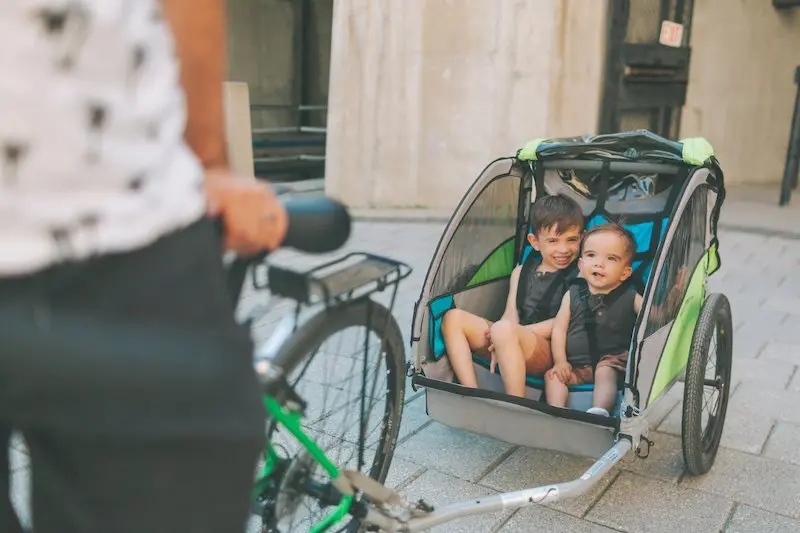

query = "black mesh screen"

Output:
[[545, 168, 677, 216], [429, 175, 520, 296], [644, 185, 708, 336]]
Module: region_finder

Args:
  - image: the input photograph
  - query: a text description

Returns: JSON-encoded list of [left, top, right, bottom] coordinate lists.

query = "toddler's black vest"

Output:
[[565, 279, 637, 368]]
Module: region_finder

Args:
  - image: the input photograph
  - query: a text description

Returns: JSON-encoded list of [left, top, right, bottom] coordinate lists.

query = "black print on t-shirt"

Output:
[[85, 103, 108, 163], [49, 214, 102, 258], [132, 45, 147, 72], [79, 214, 100, 228], [150, 4, 164, 22], [49, 226, 73, 257], [79, 213, 101, 245], [128, 174, 145, 191], [128, 44, 148, 89], [35, 3, 91, 71], [2, 142, 29, 186], [146, 123, 159, 140]]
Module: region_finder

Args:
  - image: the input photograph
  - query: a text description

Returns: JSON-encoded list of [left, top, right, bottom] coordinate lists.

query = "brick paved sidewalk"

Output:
[[8, 217, 800, 532]]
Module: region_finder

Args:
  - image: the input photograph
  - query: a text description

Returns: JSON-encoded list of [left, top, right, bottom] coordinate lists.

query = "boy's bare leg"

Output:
[[489, 321, 551, 397], [592, 366, 619, 412], [441, 309, 491, 388], [544, 374, 569, 407]]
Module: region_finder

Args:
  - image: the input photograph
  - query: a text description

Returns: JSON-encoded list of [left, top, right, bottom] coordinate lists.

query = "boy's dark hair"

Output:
[[582, 222, 637, 264], [529, 194, 584, 236]]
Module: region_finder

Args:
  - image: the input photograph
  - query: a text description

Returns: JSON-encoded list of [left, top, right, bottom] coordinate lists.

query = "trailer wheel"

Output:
[[681, 293, 733, 476]]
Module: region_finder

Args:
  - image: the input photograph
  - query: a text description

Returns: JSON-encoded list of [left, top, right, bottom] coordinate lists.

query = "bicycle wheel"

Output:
[[249, 298, 406, 533], [681, 292, 733, 476]]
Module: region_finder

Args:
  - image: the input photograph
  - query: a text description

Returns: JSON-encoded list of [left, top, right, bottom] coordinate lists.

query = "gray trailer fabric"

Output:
[[418, 277, 510, 382], [425, 387, 616, 459], [631, 322, 673, 408], [628, 168, 714, 411], [452, 278, 510, 321], [411, 157, 525, 371]]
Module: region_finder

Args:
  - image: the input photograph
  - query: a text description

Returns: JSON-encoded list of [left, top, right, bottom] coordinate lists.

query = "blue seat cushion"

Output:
[[471, 355, 596, 392]]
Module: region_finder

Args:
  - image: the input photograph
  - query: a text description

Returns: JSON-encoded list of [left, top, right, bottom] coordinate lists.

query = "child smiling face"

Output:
[[528, 224, 582, 272]]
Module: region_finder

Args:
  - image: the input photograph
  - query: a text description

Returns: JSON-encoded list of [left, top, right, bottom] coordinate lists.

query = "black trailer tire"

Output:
[[681, 292, 733, 476]]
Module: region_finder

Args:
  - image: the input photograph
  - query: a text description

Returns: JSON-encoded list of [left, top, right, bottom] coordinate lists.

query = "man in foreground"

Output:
[[0, 1, 283, 531]]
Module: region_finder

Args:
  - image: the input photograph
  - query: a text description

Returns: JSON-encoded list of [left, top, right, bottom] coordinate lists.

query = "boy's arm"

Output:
[[499, 265, 522, 323], [527, 319, 554, 340], [551, 292, 571, 373]]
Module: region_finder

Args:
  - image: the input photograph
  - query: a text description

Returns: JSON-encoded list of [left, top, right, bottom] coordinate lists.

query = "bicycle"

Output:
[[225, 197, 412, 532], [226, 197, 632, 533]]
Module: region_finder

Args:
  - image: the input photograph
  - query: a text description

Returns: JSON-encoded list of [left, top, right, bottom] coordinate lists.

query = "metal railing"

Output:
[[250, 104, 327, 181], [779, 66, 800, 206]]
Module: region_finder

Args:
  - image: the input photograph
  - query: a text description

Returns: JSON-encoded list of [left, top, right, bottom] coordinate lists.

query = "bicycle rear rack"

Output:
[[263, 252, 413, 307]]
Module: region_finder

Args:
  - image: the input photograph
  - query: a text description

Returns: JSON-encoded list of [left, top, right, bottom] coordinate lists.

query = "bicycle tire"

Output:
[[258, 298, 406, 532], [681, 292, 733, 476]]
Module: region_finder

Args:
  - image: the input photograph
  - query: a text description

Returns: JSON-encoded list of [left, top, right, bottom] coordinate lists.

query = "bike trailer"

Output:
[[409, 130, 731, 468]]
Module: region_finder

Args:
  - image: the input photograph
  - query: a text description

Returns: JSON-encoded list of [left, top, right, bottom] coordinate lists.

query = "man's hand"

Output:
[[204, 170, 289, 254]]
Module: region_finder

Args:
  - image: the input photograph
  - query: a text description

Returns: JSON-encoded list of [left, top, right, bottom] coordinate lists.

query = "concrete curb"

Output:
[[717, 223, 800, 240], [350, 209, 452, 224], [349, 209, 800, 239]]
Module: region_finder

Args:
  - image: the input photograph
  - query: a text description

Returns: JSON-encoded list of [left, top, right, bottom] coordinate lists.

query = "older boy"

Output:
[[442, 194, 584, 397]]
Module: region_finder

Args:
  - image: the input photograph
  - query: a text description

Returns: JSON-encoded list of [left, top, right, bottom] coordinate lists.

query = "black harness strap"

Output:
[[576, 281, 601, 368], [517, 256, 573, 324], [535, 267, 572, 323], [575, 280, 629, 369], [515, 255, 535, 313]]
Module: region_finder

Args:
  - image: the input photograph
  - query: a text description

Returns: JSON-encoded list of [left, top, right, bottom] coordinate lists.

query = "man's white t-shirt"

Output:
[[0, 0, 206, 276]]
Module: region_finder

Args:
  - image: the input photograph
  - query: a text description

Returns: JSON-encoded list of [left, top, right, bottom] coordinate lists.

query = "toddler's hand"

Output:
[[550, 362, 572, 383], [484, 328, 499, 373]]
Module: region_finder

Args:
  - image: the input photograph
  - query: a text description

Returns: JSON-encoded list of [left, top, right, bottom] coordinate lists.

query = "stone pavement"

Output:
[[8, 202, 800, 532]]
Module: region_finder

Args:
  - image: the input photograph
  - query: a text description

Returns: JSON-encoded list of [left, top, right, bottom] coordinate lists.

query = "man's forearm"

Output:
[[163, 0, 229, 170]]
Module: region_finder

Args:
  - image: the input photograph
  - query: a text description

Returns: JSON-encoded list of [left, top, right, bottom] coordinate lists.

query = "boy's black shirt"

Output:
[[516, 255, 580, 325]]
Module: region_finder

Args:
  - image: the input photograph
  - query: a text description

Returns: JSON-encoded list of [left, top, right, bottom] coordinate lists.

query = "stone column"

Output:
[[325, 0, 608, 209], [223, 82, 255, 177]]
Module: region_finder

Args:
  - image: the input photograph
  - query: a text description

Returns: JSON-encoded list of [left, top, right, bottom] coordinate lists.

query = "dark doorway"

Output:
[[228, 0, 332, 183], [599, 0, 696, 139]]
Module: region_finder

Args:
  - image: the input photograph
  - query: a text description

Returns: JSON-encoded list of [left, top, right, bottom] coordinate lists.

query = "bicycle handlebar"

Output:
[[223, 196, 352, 305], [282, 196, 351, 253]]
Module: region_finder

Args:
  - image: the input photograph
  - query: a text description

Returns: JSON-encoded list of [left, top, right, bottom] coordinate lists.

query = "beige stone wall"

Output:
[[681, 2, 800, 185], [325, 0, 608, 208]]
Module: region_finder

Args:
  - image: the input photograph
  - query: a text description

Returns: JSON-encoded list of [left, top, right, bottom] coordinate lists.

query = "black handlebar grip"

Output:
[[282, 197, 351, 253]]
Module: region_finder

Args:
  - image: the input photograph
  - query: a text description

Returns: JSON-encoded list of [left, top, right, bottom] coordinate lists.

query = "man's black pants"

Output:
[[0, 219, 265, 533]]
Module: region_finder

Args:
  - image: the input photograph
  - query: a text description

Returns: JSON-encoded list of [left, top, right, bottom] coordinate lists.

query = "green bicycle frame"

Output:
[[252, 396, 353, 533]]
